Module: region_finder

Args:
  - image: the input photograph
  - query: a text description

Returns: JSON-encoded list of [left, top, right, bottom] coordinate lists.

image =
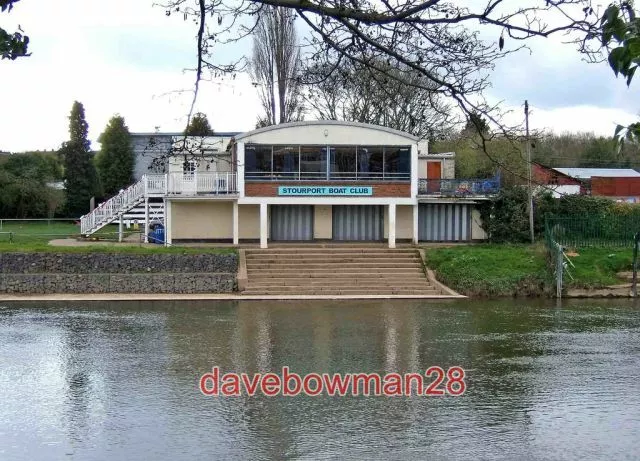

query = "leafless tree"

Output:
[[250, 5, 304, 126], [302, 52, 455, 140], [153, 0, 603, 181], [158, 0, 600, 132]]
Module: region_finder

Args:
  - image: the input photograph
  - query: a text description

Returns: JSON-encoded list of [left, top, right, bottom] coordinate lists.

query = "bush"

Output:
[[480, 187, 640, 243], [478, 187, 530, 243]]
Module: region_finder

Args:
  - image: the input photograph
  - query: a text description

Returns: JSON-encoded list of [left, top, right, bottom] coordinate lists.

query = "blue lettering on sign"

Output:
[[278, 186, 373, 196]]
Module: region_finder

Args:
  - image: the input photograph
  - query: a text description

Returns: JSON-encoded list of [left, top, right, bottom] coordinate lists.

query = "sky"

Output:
[[0, 0, 639, 152]]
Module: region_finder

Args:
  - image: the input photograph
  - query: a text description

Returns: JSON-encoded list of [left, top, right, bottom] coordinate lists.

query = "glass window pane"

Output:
[[245, 144, 272, 179], [299, 145, 327, 180], [384, 147, 411, 179], [183, 160, 198, 175], [273, 145, 299, 179], [330, 146, 357, 180], [358, 146, 383, 179]]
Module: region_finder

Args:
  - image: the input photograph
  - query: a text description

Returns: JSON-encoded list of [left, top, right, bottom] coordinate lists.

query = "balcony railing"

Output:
[[145, 172, 238, 195], [245, 172, 410, 181], [418, 178, 500, 197]]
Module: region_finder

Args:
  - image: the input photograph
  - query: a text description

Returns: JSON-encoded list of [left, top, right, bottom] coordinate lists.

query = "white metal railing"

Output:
[[81, 172, 238, 235], [80, 179, 146, 235], [149, 172, 237, 195], [145, 174, 166, 195]]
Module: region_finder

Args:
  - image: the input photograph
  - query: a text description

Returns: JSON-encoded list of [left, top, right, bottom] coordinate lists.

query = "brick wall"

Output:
[[245, 182, 411, 197], [532, 164, 582, 186]]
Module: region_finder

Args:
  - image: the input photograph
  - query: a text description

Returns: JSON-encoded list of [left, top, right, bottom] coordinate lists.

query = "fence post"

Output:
[[633, 232, 639, 298], [556, 244, 563, 299]]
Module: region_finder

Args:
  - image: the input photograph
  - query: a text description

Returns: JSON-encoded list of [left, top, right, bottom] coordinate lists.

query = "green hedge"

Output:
[[479, 187, 640, 243]]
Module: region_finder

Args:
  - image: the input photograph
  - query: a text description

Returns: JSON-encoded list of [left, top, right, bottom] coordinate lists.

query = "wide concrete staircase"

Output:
[[242, 247, 448, 297]]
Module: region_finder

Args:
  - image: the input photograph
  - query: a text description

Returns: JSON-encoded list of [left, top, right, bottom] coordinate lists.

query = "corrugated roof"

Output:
[[553, 168, 640, 179]]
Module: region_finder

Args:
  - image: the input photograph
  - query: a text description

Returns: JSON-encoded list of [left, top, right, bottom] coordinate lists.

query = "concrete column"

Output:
[[165, 198, 172, 246], [412, 204, 419, 245], [236, 143, 245, 198], [388, 203, 396, 249], [144, 197, 149, 243], [232, 201, 239, 245], [260, 202, 268, 249], [118, 215, 124, 243]]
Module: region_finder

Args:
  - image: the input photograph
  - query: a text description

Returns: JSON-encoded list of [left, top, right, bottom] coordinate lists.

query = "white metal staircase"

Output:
[[80, 172, 238, 236], [81, 179, 146, 235]]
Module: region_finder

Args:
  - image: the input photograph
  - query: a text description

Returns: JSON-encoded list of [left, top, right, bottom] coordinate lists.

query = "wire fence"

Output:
[[544, 215, 640, 298], [544, 215, 640, 248], [0, 218, 79, 230], [544, 222, 565, 298], [0, 219, 168, 246]]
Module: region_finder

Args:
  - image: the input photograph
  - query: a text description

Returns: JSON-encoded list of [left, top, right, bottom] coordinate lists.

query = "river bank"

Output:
[[0, 252, 237, 294], [1, 242, 634, 298], [424, 243, 635, 298]]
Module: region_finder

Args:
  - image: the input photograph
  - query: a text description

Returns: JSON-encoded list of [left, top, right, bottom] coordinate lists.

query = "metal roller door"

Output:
[[419, 203, 471, 242], [333, 205, 384, 241], [270, 205, 314, 241]]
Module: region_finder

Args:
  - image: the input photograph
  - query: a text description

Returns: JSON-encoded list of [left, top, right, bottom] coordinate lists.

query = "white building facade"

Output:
[[82, 121, 498, 246]]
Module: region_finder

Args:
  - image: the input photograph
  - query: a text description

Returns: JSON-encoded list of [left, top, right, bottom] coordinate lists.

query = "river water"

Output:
[[0, 299, 639, 460]]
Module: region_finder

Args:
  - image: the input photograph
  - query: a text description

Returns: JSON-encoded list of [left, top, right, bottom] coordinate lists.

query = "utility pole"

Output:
[[525, 100, 534, 243]]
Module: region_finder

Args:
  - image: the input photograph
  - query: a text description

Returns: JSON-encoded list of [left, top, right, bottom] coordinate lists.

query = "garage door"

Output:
[[333, 205, 384, 241], [270, 205, 314, 241], [419, 203, 471, 242]]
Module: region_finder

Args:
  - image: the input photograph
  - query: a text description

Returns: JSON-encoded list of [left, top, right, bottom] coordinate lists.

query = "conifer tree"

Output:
[[96, 115, 135, 197], [184, 112, 214, 136], [59, 101, 99, 217]]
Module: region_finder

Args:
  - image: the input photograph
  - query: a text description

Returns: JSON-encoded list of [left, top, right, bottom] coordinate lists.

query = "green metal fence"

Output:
[[544, 221, 565, 298], [544, 215, 640, 297], [545, 215, 640, 248]]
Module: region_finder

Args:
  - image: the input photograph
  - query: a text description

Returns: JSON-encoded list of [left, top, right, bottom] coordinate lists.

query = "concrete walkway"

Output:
[[0, 293, 464, 302], [47, 238, 469, 249]]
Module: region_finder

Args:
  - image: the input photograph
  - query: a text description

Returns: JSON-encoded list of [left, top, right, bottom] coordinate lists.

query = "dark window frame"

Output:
[[244, 143, 411, 182]]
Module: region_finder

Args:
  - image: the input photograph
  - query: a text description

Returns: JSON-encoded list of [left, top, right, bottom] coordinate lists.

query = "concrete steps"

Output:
[[242, 247, 447, 297]]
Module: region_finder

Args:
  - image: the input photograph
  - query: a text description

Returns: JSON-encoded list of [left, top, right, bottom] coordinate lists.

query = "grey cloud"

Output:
[[489, 40, 640, 113]]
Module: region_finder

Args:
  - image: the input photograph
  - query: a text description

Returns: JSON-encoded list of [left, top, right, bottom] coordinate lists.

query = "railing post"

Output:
[[556, 244, 563, 299], [633, 232, 639, 297]]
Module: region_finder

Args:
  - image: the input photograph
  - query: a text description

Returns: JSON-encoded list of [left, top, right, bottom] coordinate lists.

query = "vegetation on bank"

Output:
[[0, 242, 236, 255], [425, 244, 634, 297], [425, 244, 549, 297], [0, 222, 235, 254]]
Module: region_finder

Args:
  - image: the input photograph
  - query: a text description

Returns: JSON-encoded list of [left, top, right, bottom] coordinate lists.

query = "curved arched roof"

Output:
[[235, 120, 419, 142]]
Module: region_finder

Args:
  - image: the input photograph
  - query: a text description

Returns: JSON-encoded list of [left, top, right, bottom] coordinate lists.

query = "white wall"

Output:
[[167, 154, 232, 174], [534, 184, 581, 198], [237, 121, 417, 146], [167, 135, 235, 174]]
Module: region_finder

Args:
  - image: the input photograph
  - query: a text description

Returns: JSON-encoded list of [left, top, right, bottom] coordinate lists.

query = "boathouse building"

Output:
[[82, 121, 498, 246]]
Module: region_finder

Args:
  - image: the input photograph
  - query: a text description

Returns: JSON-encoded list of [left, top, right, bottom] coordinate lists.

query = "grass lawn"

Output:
[[424, 244, 634, 297], [424, 244, 549, 297], [0, 221, 235, 254], [562, 247, 633, 288]]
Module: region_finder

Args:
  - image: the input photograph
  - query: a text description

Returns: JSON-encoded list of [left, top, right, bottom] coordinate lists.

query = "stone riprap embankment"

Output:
[[0, 253, 237, 294]]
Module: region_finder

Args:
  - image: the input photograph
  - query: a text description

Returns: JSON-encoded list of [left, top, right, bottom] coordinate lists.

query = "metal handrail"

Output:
[[80, 178, 146, 235], [81, 172, 239, 235], [245, 172, 411, 181], [418, 178, 500, 196]]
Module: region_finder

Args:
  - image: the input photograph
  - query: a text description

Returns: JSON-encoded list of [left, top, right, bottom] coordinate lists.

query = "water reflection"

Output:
[[0, 299, 639, 460]]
